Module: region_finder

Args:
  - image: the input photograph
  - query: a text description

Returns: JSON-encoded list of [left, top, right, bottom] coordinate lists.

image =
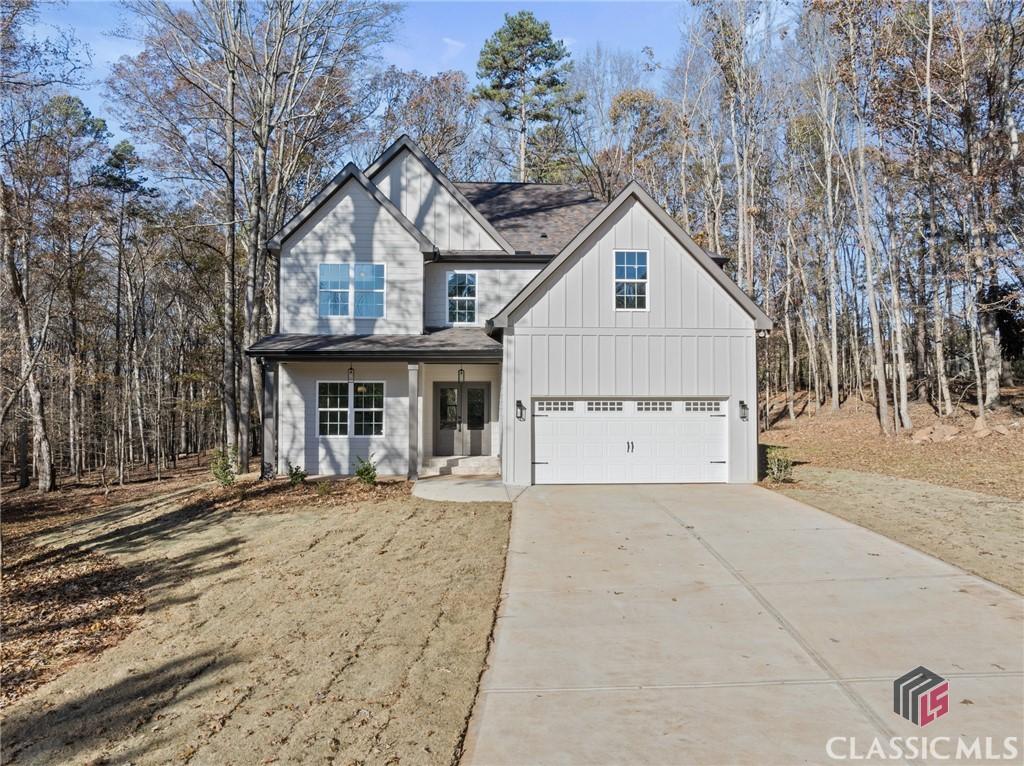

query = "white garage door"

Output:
[[532, 398, 728, 484]]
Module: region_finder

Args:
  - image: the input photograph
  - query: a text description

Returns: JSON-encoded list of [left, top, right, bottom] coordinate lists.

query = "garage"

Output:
[[532, 398, 729, 484]]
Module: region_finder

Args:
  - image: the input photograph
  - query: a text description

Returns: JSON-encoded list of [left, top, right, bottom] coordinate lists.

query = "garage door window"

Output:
[[684, 400, 721, 412], [614, 250, 648, 311]]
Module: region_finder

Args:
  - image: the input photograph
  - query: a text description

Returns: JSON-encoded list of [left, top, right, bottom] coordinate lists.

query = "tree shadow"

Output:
[[1, 649, 232, 765]]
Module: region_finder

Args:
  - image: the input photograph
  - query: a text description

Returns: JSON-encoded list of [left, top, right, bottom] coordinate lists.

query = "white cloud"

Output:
[[441, 36, 466, 63]]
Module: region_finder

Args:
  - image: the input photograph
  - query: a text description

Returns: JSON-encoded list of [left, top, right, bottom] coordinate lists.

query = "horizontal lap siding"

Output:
[[278, 362, 409, 477], [374, 149, 503, 252], [423, 262, 540, 327], [279, 179, 423, 335], [503, 198, 759, 485]]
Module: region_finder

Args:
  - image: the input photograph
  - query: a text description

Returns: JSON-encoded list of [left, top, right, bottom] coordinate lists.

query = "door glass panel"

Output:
[[440, 387, 459, 429], [467, 387, 485, 430]]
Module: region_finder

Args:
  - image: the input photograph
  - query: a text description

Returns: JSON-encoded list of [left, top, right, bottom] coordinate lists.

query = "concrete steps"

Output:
[[419, 455, 500, 478]]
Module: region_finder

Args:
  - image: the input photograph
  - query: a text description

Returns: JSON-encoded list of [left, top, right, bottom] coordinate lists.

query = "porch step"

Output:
[[419, 455, 500, 478]]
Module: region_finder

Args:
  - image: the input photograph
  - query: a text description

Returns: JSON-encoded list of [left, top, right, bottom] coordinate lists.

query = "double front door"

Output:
[[434, 382, 491, 457]]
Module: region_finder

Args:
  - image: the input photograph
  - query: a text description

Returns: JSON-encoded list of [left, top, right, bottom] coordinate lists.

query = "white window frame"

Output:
[[318, 263, 350, 317], [614, 249, 650, 312], [315, 379, 386, 438], [353, 263, 387, 320], [351, 380, 386, 437], [317, 263, 387, 319], [316, 380, 349, 437], [446, 270, 478, 326]]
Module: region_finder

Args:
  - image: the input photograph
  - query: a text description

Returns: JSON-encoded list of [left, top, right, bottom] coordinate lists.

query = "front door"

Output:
[[433, 382, 491, 457]]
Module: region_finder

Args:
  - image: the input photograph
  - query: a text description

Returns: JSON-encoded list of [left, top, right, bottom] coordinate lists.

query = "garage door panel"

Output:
[[532, 399, 729, 485]]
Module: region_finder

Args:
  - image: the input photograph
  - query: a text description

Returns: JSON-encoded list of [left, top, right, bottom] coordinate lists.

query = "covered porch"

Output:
[[249, 327, 503, 480]]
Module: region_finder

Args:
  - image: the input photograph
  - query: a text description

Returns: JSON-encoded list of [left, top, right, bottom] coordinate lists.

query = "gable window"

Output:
[[447, 271, 477, 324], [614, 250, 648, 311], [318, 263, 386, 318], [354, 264, 385, 318], [318, 380, 385, 437], [318, 382, 348, 436], [319, 264, 349, 317]]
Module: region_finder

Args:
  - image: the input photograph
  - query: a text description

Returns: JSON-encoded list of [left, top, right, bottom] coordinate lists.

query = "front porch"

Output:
[[255, 334, 504, 481]]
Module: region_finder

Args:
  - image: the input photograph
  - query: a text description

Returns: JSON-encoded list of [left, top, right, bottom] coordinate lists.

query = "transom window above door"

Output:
[[614, 250, 648, 311], [318, 263, 385, 318], [447, 271, 477, 324]]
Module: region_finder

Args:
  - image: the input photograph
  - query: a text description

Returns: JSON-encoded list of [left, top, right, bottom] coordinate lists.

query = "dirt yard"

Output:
[[762, 395, 1024, 594], [1, 477, 511, 765]]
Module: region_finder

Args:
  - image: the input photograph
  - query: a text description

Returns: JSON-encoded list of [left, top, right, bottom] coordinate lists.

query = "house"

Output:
[[248, 136, 772, 486]]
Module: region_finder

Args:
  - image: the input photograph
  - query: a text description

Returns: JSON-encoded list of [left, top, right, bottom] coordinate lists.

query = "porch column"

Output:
[[261, 360, 278, 479], [407, 362, 419, 480]]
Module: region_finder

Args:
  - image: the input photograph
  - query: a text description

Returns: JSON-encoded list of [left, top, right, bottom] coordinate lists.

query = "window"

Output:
[[587, 400, 624, 412], [447, 271, 477, 324], [319, 264, 349, 317], [317, 263, 385, 318], [353, 381, 384, 436], [684, 400, 721, 413], [354, 264, 385, 318], [317, 380, 384, 437], [615, 250, 648, 310], [637, 400, 673, 412], [318, 382, 348, 436], [536, 400, 576, 412]]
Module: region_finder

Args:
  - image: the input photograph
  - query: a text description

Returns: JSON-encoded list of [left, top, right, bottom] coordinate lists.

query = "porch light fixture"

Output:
[[457, 367, 465, 384], [739, 400, 749, 421], [347, 366, 355, 383], [516, 400, 526, 420]]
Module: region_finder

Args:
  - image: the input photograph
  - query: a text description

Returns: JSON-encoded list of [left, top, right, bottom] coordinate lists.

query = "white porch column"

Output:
[[407, 362, 419, 480]]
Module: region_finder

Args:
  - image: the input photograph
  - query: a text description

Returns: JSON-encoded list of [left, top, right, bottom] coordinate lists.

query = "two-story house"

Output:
[[248, 136, 772, 485]]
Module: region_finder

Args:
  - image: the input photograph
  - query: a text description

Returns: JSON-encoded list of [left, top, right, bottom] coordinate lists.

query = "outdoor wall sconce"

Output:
[[457, 367, 465, 384], [516, 400, 526, 420], [739, 400, 749, 421], [347, 366, 355, 384]]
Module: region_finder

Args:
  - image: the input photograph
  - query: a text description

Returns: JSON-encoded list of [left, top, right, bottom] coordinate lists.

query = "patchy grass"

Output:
[[1, 473, 511, 766], [762, 391, 1024, 593], [763, 391, 1024, 500]]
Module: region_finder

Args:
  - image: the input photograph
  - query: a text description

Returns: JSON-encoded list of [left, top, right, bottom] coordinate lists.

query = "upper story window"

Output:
[[318, 264, 349, 317], [318, 263, 385, 318], [614, 250, 648, 311], [447, 271, 477, 324]]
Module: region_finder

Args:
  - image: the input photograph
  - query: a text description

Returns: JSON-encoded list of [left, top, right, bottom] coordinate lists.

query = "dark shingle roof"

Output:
[[247, 327, 501, 360], [455, 182, 605, 256]]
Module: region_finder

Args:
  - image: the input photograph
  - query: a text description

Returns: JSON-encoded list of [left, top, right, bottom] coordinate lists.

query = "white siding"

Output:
[[502, 197, 760, 485], [373, 149, 504, 252], [424, 262, 541, 328], [278, 362, 410, 477], [279, 178, 424, 335]]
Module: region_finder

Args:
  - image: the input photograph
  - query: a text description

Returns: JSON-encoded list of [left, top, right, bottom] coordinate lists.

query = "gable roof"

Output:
[[267, 163, 434, 253], [489, 181, 773, 331], [365, 135, 517, 255], [455, 182, 606, 256]]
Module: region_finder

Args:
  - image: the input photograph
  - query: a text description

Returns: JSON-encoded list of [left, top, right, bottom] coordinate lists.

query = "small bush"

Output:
[[315, 480, 331, 497], [210, 449, 236, 487], [355, 454, 378, 486], [765, 446, 794, 483], [286, 461, 307, 487]]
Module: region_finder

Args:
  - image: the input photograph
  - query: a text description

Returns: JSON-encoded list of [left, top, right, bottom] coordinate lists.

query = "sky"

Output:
[[32, 0, 698, 142]]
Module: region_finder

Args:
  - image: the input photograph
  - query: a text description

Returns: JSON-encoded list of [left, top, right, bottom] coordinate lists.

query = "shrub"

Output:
[[355, 454, 378, 485], [765, 446, 793, 483], [210, 449, 236, 487], [315, 480, 332, 497], [286, 461, 307, 487]]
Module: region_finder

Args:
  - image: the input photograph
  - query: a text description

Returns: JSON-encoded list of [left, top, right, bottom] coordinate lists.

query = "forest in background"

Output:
[[2, 0, 1021, 491]]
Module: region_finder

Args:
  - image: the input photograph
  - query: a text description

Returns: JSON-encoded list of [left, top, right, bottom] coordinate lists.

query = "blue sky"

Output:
[[34, 1, 697, 141]]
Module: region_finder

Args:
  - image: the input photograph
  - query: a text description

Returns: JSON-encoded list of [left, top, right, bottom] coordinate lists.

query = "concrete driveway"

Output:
[[461, 484, 1024, 765]]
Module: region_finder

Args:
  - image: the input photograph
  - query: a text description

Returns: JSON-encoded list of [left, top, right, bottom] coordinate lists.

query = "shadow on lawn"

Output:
[[0, 649, 233, 765]]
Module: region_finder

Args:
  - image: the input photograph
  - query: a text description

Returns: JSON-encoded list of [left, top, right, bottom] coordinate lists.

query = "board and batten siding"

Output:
[[423, 262, 541, 328], [501, 197, 759, 485], [278, 362, 410, 476], [373, 149, 504, 252], [279, 177, 424, 336]]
